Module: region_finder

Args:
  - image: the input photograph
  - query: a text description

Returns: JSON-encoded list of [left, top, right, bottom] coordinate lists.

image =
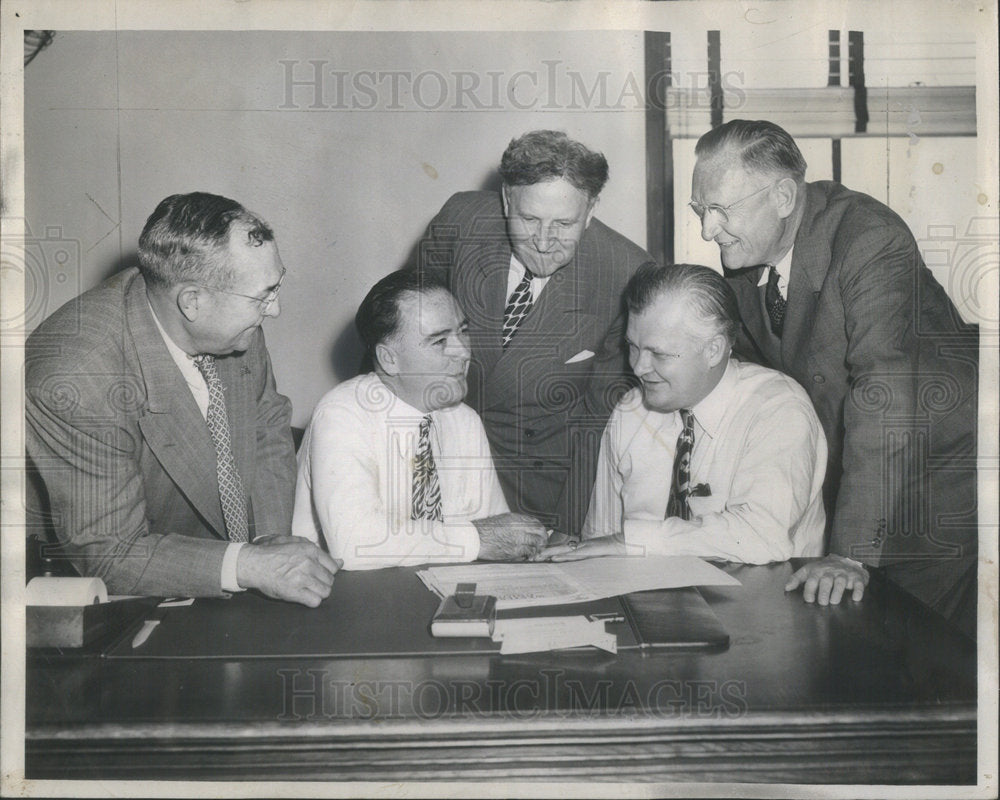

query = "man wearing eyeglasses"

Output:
[[691, 120, 978, 638], [25, 192, 340, 606]]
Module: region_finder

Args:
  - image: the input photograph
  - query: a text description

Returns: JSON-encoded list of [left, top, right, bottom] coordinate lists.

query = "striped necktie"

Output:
[[665, 409, 695, 521], [501, 268, 535, 348], [411, 415, 443, 521], [764, 264, 787, 337], [193, 355, 249, 542]]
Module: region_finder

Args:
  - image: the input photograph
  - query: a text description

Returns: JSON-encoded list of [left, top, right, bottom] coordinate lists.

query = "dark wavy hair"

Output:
[[499, 130, 609, 199], [355, 270, 451, 359]]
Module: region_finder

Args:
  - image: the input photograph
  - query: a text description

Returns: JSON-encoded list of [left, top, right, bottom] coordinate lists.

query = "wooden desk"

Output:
[[26, 561, 977, 783]]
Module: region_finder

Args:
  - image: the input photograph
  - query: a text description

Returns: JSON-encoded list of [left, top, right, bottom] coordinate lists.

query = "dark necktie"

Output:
[[411, 415, 444, 521], [501, 267, 535, 348], [193, 355, 249, 542], [764, 264, 787, 338], [665, 409, 695, 521]]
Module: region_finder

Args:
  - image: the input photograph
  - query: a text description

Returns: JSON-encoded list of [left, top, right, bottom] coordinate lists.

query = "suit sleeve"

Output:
[[827, 223, 926, 562], [25, 379, 228, 597], [248, 330, 297, 537], [304, 401, 482, 570]]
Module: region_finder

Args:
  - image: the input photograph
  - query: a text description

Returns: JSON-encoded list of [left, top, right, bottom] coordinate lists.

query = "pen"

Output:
[[131, 618, 161, 649]]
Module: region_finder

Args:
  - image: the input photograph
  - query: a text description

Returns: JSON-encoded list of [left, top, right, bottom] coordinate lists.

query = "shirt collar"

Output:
[[688, 358, 737, 440], [373, 373, 451, 423], [148, 299, 198, 366], [756, 245, 794, 289]]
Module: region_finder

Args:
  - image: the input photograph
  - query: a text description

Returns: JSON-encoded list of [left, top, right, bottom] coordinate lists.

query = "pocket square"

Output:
[[565, 349, 595, 364]]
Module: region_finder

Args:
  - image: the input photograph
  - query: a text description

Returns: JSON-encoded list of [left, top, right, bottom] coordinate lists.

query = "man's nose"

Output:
[[449, 333, 472, 361], [630, 349, 650, 375], [533, 225, 555, 252], [700, 211, 723, 242], [264, 295, 281, 318]]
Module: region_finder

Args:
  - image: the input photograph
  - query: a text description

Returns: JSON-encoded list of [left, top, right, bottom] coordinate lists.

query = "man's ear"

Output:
[[500, 184, 510, 216], [176, 284, 202, 322], [375, 342, 398, 376], [774, 177, 798, 220], [584, 195, 599, 229], [703, 333, 729, 369]]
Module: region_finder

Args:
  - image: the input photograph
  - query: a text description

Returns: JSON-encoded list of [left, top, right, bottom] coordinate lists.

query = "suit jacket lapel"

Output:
[[729, 266, 772, 353], [463, 237, 510, 380], [125, 275, 227, 537], [782, 184, 830, 365]]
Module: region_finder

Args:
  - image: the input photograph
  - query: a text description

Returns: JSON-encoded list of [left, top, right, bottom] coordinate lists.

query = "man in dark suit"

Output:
[[26, 192, 339, 605], [414, 130, 656, 536], [691, 120, 978, 637]]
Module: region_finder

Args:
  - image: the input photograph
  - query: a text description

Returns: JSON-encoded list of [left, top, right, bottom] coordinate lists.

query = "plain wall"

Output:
[[25, 30, 648, 425]]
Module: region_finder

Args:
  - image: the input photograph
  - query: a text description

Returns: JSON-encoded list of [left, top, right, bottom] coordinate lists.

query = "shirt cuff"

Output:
[[221, 542, 247, 593], [446, 520, 482, 562]]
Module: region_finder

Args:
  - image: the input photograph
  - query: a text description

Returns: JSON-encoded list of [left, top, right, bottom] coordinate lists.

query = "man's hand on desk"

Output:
[[784, 555, 869, 605], [534, 533, 627, 562], [237, 536, 342, 607], [473, 513, 548, 561]]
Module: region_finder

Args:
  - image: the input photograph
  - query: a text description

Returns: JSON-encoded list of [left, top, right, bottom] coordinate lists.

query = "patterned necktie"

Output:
[[665, 409, 695, 521], [193, 355, 249, 542], [764, 264, 787, 338], [411, 415, 443, 521], [501, 267, 535, 348]]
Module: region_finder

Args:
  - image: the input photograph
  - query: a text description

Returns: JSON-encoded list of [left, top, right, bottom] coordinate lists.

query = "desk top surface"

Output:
[[27, 560, 976, 727]]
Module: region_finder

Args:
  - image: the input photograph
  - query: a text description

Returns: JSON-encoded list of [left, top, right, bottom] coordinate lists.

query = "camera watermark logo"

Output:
[[919, 217, 999, 330], [1, 224, 81, 337]]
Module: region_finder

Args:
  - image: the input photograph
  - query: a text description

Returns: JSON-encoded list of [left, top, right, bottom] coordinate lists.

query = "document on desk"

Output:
[[416, 555, 740, 610], [492, 616, 618, 654]]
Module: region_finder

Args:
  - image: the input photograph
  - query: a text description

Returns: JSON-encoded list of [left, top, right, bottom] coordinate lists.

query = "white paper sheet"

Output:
[[416, 555, 740, 610]]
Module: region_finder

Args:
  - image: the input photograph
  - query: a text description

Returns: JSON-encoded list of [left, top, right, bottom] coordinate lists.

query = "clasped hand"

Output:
[[473, 512, 548, 561], [237, 535, 342, 607]]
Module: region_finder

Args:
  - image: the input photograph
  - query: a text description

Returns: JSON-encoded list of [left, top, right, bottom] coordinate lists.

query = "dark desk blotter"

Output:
[[104, 569, 729, 660]]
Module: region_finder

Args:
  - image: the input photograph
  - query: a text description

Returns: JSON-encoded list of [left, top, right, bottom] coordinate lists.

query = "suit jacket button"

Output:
[[524, 429, 535, 438], [812, 374, 825, 384]]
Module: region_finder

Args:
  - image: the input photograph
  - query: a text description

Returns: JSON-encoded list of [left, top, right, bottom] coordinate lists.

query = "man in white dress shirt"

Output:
[[293, 270, 548, 569], [540, 263, 828, 567]]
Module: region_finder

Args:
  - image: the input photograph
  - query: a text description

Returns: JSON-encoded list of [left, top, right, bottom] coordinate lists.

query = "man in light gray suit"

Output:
[[26, 192, 339, 605]]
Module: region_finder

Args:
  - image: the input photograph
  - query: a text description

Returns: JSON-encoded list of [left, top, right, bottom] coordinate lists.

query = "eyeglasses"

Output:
[[202, 267, 286, 312], [688, 181, 778, 224]]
